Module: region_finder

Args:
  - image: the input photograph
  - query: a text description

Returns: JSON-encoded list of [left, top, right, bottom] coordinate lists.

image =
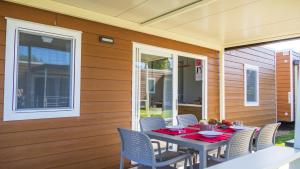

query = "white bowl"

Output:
[[230, 125, 246, 130]]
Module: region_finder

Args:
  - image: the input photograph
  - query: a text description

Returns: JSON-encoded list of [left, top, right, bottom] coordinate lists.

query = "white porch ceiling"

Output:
[[7, 0, 300, 49]]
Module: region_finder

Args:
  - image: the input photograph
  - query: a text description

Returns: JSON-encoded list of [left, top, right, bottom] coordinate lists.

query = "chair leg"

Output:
[[120, 156, 124, 169], [166, 142, 169, 151], [192, 152, 198, 164], [217, 147, 221, 158], [188, 156, 194, 169], [184, 158, 187, 169]]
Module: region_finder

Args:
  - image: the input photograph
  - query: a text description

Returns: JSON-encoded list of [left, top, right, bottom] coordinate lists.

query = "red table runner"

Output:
[[182, 133, 231, 143], [152, 128, 199, 136]]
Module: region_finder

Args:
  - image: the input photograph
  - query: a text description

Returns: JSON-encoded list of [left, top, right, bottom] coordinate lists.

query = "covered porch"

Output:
[[1, 0, 300, 169]]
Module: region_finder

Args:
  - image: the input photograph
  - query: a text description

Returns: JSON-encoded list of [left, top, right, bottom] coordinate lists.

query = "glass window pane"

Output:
[[246, 69, 257, 102], [17, 31, 72, 109], [139, 54, 173, 125], [148, 79, 155, 94]]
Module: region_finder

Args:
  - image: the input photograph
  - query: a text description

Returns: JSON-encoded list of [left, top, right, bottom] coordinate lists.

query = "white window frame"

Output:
[[4, 18, 82, 121], [244, 64, 259, 106], [148, 78, 156, 94]]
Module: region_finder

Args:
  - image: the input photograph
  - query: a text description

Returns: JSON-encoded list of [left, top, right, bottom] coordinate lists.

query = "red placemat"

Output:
[[182, 133, 231, 143], [152, 128, 199, 136], [215, 127, 236, 133]]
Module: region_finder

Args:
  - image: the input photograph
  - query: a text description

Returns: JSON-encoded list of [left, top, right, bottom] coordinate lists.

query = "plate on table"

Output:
[[230, 125, 246, 130], [166, 126, 182, 131], [198, 131, 222, 138]]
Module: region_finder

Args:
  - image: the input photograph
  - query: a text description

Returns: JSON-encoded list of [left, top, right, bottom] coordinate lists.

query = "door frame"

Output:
[[132, 42, 208, 130]]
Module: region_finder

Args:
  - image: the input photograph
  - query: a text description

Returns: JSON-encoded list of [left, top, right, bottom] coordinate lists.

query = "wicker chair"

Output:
[[140, 117, 188, 162], [177, 114, 207, 163], [118, 128, 193, 169], [140, 117, 169, 151], [176, 114, 198, 127], [140, 117, 166, 132], [254, 123, 281, 151], [208, 128, 256, 165]]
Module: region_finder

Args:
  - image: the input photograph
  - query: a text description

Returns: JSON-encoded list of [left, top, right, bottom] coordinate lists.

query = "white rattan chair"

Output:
[[118, 128, 193, 169], [254, 123, 281, 151], [140, 117, 183, 162], [140, 117, 169, 151], [208, 128, 256, 165], [177, 114, 208, 163], [140, 117, 167, 132], [176, 114, 198, 127]]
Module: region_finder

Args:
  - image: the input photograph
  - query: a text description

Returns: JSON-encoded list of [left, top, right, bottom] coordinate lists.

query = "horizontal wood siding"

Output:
[[0, 2, 219, 169], [225, 47, 276, 126], [178, 105, 202, 120], [276, 51, 292, 122]]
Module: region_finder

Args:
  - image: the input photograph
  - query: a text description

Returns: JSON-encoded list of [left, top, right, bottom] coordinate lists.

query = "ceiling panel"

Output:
[[154, 0, 300, 45], [149, 0, 257, 30], [225, 17, 300, 45], [53, 0, 146, 16], [47, 0, 300, 48], [118, 0, 199, 23]]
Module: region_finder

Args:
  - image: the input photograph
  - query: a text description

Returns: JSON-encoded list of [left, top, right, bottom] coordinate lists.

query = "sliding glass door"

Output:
[[132, 43, 207, 130], [177, 56, 204, 120], [132, 46, 177, 130]]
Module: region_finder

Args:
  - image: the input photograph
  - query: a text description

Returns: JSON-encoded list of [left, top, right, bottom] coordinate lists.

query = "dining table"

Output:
[[145, 125, 256, 169]]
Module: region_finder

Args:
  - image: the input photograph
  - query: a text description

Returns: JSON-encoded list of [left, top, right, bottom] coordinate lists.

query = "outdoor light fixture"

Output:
[[99, 36, 114, 44], [41, 36, 53, 43]]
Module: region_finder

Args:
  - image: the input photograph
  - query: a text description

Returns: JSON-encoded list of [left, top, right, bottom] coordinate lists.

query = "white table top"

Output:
[[207, 146, 300, 169]]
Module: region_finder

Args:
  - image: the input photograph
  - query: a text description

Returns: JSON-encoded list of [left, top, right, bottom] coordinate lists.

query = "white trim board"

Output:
[[290, 52, 295, 121], [219, 49, 225, 120], [294, 59, 300, 149]]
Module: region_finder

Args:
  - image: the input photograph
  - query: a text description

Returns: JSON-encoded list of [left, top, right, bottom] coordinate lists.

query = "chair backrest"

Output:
[[117, 128, 155, 166], [140, 117, 166, 132], [177, 114, 198, 127], [256, 123, 281, 151], [224, 129, 255, 160]]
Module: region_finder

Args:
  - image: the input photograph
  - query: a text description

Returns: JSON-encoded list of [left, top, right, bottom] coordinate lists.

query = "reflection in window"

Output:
[[148, 78, 156, 94], [17, 32, 72, 109]]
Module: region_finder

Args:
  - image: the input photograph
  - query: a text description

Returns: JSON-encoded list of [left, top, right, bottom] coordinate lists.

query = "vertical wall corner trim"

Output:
[[219, 49, 225, 120]]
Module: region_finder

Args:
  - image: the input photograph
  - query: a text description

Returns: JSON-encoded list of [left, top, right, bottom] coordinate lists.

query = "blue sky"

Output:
[[264, 39, 300, 53]]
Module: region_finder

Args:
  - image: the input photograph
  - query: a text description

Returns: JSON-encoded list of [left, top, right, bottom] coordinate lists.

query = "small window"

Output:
[[4, 18, 81, 121], [148, 78, 156, 94], [244, 64, 259, 106]]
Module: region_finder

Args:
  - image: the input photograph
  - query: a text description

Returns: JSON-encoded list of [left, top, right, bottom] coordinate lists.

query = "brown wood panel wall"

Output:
[[0, 2, 219, 169], [276, 51, 292, 122], [178, 106, 202, 120], [225, 46, 276, 127]]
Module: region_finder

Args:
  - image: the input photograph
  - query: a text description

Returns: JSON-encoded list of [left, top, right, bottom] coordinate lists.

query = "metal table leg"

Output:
[[199, 148, 207, 169]]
